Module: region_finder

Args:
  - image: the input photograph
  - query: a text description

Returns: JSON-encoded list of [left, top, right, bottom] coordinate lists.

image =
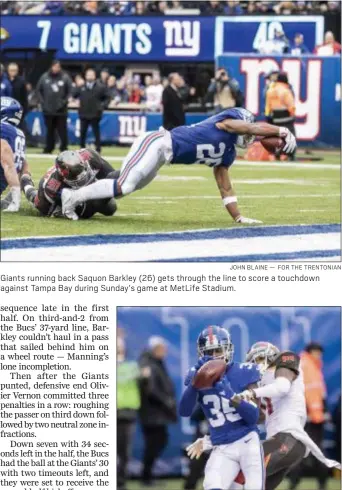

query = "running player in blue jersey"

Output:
[[179, 326, 264, 490], [0, 96, 28, 212], [61, 107, 296, 222]]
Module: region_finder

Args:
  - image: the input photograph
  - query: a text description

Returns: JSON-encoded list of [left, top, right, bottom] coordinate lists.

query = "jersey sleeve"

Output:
[[274, 351, 300, 375], [0, 121, 16, 147]]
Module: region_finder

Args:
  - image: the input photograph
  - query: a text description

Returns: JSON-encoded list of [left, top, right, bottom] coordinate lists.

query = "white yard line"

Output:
[[132, 194, 340, 200], [26, 153, 340, 170]]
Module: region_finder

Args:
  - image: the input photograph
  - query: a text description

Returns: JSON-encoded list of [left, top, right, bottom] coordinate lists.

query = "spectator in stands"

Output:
[[36, 60, 72, 154], [258, 26, 290, 54], [246, 1, 257, 13], [14, 1, 46, 14], [127, 82, 142, 104], [107, 75, 117, 99], [74, 74, 85, 88], [0, 63, 12, 97], [256, 1, 274, 13], [83, 1, 98, 14], [224, 0, 243, 15], [171, 0, 184, 11], [158, 1, 168, 14], [0, 1, 15, 14], [265, 71, 296, 160], [145, 75, 164, 112], [26, 83, 39, 110], [139, 336, 177, 487], [296, 1, 312, 14], [132, 1, 147, 14], [100, 68, 110, 86], [314, 30, 341, 55], [73, 67, 110, 153], [106, 1, 132, 15], [117, 334, 151, 490], [206, 67, 244, 111], [290, 33, 310, 55], [6, 62, 28, 125], [275, 1, 296, 14], [202, 0, 225, 15], [162, 72, 186, 129], [289, 343, 330, 490], [63, 1, 84, 14], [327, 1, 340, 12], [44, 1, 64, 14], [112, 79, 129, 104]]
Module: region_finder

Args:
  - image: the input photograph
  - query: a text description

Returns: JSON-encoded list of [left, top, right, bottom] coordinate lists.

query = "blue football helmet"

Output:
[[197, 326, 234, 364], [0, 96, 23, 127]]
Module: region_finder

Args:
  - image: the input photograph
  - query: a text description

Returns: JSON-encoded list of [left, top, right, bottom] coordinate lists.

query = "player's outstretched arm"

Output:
[[0, 139, 21, 212], [240, 353, 299, 401], [179, 384, 198, 417], [216, 118, 296, 154], [213, 166, 262, 224]]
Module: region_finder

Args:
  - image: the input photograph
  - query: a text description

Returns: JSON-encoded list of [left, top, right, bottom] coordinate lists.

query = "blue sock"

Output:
[[113, 179, 119, 197]]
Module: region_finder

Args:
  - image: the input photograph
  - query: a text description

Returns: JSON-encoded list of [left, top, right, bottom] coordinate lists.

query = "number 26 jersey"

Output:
[[170, 108, 250, 168]]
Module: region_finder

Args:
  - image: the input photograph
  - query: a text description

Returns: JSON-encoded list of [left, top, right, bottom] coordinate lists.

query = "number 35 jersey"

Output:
[[0, 121, 26, 194], [261, 351, 307, 439], [170, 108, 251, 168], [198, 362, 261, 445]]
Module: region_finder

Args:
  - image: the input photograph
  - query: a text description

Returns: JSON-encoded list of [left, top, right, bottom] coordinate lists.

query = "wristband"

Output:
[[223, 196, 237, 206]]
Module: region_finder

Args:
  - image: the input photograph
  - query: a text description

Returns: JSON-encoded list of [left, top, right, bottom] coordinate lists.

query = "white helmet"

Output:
[[246, 341, 280, 374]]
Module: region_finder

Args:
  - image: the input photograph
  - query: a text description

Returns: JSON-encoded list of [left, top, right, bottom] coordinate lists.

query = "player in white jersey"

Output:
[[186, 342, 340, 490]]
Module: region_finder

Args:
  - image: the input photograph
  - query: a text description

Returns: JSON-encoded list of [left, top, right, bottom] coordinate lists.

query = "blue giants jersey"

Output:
[[0, 121, 26, 194], [170, 108, 249, 168], [198, 362, 260, 445]]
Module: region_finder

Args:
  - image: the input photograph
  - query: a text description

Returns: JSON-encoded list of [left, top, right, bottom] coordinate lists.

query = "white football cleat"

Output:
[[61, 188, 79, 221]]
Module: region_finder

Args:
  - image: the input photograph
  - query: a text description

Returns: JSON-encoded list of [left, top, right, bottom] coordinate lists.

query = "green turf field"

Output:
[[126, 477, 341, 490], [1, 147, 340, 239]]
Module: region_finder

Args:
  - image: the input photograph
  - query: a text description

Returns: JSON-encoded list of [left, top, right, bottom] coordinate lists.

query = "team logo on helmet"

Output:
[[197, 326, 234, 364]]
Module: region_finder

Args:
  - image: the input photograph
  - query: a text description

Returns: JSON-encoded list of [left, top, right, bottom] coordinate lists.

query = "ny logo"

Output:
[[118, 116, 147, 144], [163, 21, 200, 57]]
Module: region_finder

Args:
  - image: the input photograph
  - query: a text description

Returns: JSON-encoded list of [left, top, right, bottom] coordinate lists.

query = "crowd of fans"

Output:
[[1, 1, 341, 16]]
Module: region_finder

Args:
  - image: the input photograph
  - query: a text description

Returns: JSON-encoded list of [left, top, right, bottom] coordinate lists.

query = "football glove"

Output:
[[2, 186, 21, 212], [184, 355, 212, 386], [186, 436, 213, 460], [237, 389, 256, 402], [278, 127, 297, 154]]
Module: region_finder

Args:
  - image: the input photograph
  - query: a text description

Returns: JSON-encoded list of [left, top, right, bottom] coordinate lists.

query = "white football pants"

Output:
[[203, 431, 265, 490], [117, 130, 173, 196]]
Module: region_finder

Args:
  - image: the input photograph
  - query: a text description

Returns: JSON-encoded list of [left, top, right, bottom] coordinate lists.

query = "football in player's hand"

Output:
[[260, 136, 285, 155], [193, 359, 226, 389]]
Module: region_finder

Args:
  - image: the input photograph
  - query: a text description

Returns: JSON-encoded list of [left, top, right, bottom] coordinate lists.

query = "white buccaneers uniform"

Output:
[[260, 359, 340, 470], [261, 365, 307, 439]]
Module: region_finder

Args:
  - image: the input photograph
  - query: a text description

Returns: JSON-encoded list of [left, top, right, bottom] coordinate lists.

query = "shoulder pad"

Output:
[[275, 351, 300, 375]]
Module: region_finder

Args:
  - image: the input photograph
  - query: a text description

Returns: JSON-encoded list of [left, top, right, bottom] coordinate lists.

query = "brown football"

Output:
[[192, 359, 226, 390], [260, 136, 285, 155]]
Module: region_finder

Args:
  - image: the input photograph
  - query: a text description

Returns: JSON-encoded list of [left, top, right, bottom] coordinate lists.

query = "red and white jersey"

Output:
[[261, 365, 307, 439]]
